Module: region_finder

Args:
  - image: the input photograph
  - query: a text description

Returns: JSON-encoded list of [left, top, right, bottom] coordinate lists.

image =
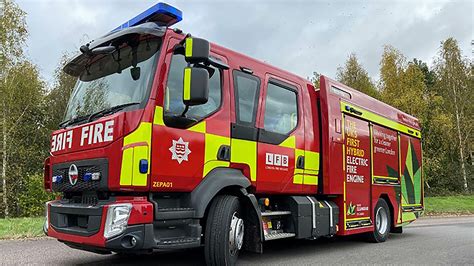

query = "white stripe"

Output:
[[306, 196, 316, 229], [324, 200, 333, 228]]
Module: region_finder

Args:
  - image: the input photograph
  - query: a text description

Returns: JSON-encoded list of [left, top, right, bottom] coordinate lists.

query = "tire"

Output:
[[204, 195, 244, 266], [367, 199, 391, 243]]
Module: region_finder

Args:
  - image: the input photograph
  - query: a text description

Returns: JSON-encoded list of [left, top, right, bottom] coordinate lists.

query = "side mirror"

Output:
[[184, 37, 210, 63], [183, 67, 209, 106]]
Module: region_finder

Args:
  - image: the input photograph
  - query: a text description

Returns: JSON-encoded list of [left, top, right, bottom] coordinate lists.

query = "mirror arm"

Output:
[[180, 105, 189, 117]]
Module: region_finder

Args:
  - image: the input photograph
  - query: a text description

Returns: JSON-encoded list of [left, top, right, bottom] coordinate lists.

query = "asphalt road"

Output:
[[1, 216, 473, 265]]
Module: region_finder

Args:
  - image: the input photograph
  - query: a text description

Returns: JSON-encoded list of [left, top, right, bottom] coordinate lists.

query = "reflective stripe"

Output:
[[294, 148, 305, 184], [188, 121, 206, 133], [153, 106, 165, 126], [346, 216, 370, 221], [279, 135, 296, 148], [341, 102, 421, 138], [306, 196, 316, 229], [185, 38, 193, 57], [203, 133, 230, 177], [293, 174, 303, 184], [120, 148, 133, 185], [132, 145, 148, 186], [183, 68, 191, 101], [303, 175, 318, 185], [120, 122, 152, 187], [324, 200, 333, 228], [305, 151, 319, 170], [231, 138, 257, 181]]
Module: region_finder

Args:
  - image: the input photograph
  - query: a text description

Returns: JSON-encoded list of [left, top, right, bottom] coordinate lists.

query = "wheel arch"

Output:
[[189, 167, 264, 254], [379, 193, 395, 229]]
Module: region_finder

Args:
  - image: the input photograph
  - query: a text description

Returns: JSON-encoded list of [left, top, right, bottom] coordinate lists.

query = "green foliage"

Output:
[[44, 54, 77, 130], [0, 0, 27, 68], [0, 217, 44, 239], [336, 53, 379, 99], [18, 174, 56, 217], [311, 71, 321, 89], [424, 195, 474, 215]]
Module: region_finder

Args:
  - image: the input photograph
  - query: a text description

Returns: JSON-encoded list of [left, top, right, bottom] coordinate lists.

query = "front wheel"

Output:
[[367, 199, 391, 243], [205, 195, 244, 266]]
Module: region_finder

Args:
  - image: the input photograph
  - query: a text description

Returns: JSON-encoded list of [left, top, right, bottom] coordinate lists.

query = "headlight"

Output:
[[104, 204, 132, 239]]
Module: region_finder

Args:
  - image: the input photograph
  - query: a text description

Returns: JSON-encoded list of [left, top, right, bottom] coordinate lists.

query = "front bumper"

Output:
[[45, 196, 201, 253]]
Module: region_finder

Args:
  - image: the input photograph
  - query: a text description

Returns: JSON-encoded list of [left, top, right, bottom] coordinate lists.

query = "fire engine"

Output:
[[43, 3, 424, 265]]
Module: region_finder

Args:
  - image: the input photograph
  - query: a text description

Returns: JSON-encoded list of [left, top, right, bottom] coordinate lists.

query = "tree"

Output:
[[0, 0, 28, 217], [433, 38, 473, 192], [379, 45, 427, 121], [311, 71, 321, 89], [336, 53, 379, 99], [44, 54, 76, 130]]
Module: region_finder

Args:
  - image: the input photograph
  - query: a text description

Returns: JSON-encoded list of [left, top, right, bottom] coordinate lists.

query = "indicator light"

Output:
[[92, 172, 101, 181], [112, 2, 182, 32], [52, 175, 63, 183], [139, 159, 148, 174], [264, 198, 270, 207]]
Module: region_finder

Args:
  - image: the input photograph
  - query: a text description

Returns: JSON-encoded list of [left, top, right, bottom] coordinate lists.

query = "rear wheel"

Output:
[[205, 195, 244, 266], [367, 199, 391, 243]]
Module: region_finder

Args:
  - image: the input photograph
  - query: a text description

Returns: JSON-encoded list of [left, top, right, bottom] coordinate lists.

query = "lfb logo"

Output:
[[169, 137, 191, 164], [265, 153, 289, 167], [68, 164, 79, 186]]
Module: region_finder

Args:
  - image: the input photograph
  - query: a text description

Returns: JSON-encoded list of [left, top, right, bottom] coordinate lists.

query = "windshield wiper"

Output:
[[59, 115, 89, 129], [87, 102, 141, 122], [58, 102, 141, 129]]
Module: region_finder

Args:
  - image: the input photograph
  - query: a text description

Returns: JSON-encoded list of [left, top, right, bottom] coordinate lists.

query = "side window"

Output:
[[233, 71, 260, 125], [164, 54, 221, 119], [263, 82, 298, 135]]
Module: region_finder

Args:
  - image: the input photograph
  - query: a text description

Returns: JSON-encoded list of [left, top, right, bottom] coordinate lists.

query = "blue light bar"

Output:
[[113, 2, 182, 32]]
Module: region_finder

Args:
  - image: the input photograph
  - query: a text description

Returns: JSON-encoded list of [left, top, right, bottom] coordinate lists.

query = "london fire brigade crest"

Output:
[[169, 137, 191, 164]]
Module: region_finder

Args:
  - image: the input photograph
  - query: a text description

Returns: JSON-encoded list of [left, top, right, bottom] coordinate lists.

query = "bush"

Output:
[[17, 174, 56, 217]]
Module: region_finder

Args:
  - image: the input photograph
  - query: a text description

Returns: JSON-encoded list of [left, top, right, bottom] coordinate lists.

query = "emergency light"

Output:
[[112, 2, 182, 32]]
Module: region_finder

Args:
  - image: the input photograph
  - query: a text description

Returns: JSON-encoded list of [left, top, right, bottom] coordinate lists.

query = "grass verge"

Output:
[[0, 217, 44, 240], [424, 195, 474, 215]]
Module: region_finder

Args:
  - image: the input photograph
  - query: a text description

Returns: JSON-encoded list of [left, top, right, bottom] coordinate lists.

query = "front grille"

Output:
[[52, 158, 108, 192]]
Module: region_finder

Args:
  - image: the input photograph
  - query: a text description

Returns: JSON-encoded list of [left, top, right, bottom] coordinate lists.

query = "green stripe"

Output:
[[341, 102, 421, 138], [183, 68, 191, 101], [185, 38, 193, 57]]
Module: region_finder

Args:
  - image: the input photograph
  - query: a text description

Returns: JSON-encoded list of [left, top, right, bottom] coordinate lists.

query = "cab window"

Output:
[[164, 54, 221, 119], [233, 71, 260, 125], [263, 82, 298, 135]]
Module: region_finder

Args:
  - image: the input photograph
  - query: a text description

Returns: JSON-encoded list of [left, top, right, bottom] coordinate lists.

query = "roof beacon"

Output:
[[112, 2, 182, 32]]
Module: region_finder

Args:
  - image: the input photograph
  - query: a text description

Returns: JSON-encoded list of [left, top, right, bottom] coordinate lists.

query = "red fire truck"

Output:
[[43, 3, 423, 265]]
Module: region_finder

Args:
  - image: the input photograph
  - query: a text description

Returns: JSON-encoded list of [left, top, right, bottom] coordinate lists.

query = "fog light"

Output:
[[130, 236, 137, 247], [104, 204, 132, 239]]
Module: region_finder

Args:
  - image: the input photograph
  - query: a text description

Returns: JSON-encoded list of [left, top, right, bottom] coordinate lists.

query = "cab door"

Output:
[[150, 37, 231, 191], [256, 76, 304, 194]]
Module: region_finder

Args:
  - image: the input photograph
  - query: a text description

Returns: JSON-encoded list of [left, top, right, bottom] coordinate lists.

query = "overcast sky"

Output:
[[17, 0, 473, 87]]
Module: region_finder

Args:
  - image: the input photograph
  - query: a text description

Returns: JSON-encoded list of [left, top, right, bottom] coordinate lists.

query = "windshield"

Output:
[[63, 36, 162, 122]]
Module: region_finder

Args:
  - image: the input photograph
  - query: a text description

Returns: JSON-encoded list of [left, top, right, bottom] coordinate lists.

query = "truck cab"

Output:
[[44, 3, 423, 265]]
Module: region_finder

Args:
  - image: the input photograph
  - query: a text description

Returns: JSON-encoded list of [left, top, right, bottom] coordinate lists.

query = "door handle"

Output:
[[217, 145, 231, 161], [296, 156, 305, 169]]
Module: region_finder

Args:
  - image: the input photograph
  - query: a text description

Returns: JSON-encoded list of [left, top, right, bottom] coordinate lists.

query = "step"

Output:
[[155, 207, 195, 220], [261, 211, 292, 217], [156, 237, 201, 249], [264, 232, 296, 241]]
